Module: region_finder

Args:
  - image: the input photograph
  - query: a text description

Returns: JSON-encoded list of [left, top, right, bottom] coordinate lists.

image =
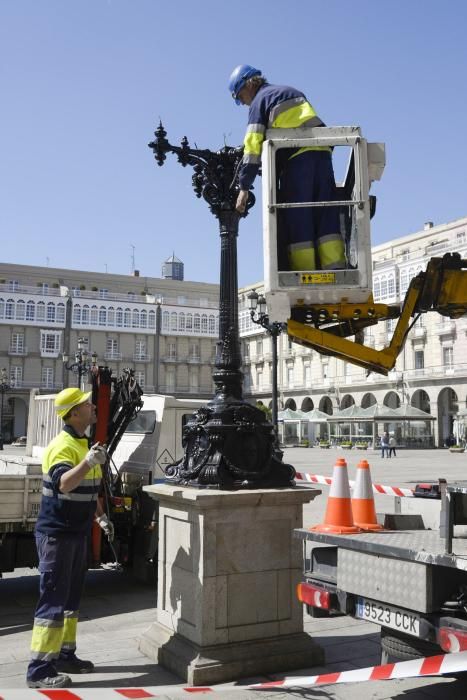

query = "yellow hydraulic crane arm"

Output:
[[287, 254, 467, 376]]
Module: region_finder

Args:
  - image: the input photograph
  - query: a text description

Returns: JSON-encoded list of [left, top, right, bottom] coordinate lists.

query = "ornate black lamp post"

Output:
[[148, 123, 294, 489], [247, 290, 284, 435], [0, 368, 10, 450], [62, 337, 97, 389]]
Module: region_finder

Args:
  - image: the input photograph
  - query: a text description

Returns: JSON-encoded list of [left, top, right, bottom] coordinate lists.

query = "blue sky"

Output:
[[1, 0, 466, 286]]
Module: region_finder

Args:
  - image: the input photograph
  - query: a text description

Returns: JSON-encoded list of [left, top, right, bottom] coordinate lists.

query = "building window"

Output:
[[168, 342, 177, 360], [162, 311, 170, 331], [81, 305, 89, 324], [304, 363, 311, 386], [10, 333, 25, 354], [57, 303, 65, 323], [148, 310, 155, 329], [5, 298, 14, 319], [26, 300, 35, 321], [380, 276, 388, 299], [16, 300, 25, 320], [124, 308, 131, 327], [189, 343, 199, 360], [115, 307, 123, 327], [256, 339, 263, 356], [134, 370, 145, 388], [443, 346, 454, 368], [47, 302, 56, 323], [140, 309, 147, 328], [171, 312, 177, 331], [36, 301, 45, 321], [73, 305, 81, 324], [7, 280, 19, 291], [373, 279, 381, 301], [99, 289, 108, 299], [287, 365, 294, 387], [201, 314, 208, 334], [40, 283, 49, 295], [387, 275, 395, 297], [132, 309, 139, 328], [40, 331, 61, 357], [90, 305, 98, 325], [72, 286, 81, 297], [106, 338, 119, 357], [209, 315, 216, 334], [414, 350, 424, 369], [189, 371, 199, 391], [10, 365, 23, 387], [99, 306, 107, 326], [107, 306, 115, 325], [41, 367, 54, 389], [256, 369, 263, 388], [135, 339, 147, 360], [186, 313, 193, 331], [165, 369, 175, 391], [194, 314, 201, 333]]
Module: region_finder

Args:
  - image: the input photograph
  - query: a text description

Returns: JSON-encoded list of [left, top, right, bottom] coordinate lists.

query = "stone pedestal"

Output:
[[139, 484, 324, 685]]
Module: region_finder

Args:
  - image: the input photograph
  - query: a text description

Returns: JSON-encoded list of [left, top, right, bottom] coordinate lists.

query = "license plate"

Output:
[[355, 597, 420, 636]]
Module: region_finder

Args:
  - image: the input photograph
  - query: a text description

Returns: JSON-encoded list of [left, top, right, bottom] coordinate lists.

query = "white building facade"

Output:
[[240, 216, 467, 447], [0, 263, 219, 440]]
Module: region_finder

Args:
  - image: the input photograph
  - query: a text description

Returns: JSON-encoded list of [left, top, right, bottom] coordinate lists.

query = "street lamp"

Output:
[[62, 338, 97, 389], [247, 290, 284, 435], [148, 123, 294, 489], [0, 368, 10, 450]]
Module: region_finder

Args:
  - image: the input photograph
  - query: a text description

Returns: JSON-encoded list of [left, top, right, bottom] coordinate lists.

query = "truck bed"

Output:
[[294, 527, 467, 571]]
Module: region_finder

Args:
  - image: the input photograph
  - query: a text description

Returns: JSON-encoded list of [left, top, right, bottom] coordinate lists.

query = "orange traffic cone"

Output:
[[311, 457, 362, 534], [351, 459, 384, 531]]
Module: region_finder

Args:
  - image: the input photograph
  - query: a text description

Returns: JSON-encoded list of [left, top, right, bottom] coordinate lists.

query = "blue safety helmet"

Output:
[[228, 64, 262, 105]]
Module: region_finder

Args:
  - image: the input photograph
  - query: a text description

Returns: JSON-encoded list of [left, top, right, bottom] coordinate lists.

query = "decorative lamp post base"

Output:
[[166, 398, 295, 489]]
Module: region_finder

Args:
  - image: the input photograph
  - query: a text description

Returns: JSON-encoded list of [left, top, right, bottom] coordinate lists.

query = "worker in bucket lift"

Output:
[[229, 64, 346, 271], [26, 388, 113, 689]]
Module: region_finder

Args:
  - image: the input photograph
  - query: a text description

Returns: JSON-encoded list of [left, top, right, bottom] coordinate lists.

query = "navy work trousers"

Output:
[[27, 532, 88, 682], [277, 149, 340, 269]]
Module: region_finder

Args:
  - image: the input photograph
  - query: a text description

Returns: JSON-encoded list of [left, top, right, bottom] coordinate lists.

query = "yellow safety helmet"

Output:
[[54, 387, 92, 419]]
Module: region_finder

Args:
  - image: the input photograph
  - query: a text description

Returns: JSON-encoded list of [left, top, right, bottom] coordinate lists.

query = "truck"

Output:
[[258, 122, 467, 661], [295, 483, 467, 662], [0, 368, 206, 582]]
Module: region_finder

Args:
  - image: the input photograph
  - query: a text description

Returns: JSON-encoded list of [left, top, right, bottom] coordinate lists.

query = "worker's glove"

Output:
[[85, 443, 108, 467], [96, 514, 115, 542]]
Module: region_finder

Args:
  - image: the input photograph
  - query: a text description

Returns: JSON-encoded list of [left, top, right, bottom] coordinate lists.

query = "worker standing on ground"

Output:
[[26, 388, 113, 689], [229, 64, 346, 271]]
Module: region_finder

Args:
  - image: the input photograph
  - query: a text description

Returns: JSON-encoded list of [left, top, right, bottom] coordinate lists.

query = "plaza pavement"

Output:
[[1, 447, 467, 698]]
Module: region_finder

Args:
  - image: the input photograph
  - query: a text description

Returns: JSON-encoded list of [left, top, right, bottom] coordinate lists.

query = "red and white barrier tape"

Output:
[[5, 651, 467, 697], [295, 472, 415, 498]]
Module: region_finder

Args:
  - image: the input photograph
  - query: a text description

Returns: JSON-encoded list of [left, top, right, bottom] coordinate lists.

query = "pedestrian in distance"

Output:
[[26, 387, 114, 689], [380, 431, 390, 458], [388, 435, 397, 458], [228, 64, 346, 272]]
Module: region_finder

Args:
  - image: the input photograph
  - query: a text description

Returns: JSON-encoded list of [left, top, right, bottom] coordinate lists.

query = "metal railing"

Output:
[[0, 283, 61, 297], [8, 346, 28, 356]]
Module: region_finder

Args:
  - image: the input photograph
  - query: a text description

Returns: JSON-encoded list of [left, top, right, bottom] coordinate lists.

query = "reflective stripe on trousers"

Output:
[[27, 533, 88, 682]]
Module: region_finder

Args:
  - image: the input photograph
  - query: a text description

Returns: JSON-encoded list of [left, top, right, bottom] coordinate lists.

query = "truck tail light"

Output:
[[438, 627, 467, 652], [296, 582, 331, 609]]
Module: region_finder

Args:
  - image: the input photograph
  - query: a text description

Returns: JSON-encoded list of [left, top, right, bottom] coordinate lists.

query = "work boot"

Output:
[[56, 653, 95, 673], [27, 673, 72, 688]]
